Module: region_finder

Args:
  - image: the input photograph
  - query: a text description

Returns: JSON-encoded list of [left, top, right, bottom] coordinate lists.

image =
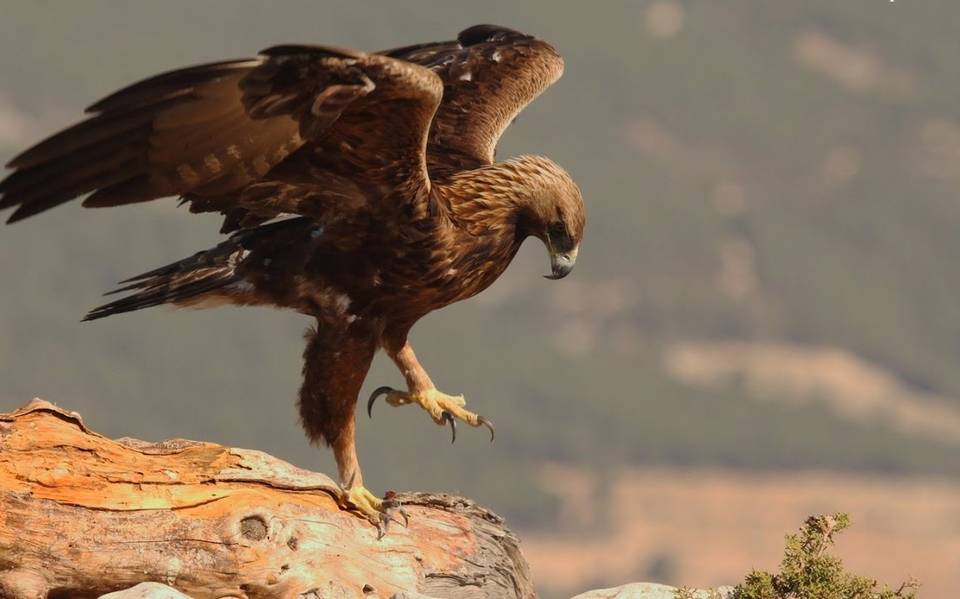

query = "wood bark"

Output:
[[0, 399, 534, 599]]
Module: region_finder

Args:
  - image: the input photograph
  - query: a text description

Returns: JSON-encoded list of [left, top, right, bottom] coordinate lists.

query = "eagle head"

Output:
[[513, 156, 585, 280]]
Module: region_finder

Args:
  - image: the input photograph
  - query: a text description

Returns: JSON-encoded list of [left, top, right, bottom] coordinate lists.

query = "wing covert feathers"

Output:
[[0, 48, 439, 224], [1, 25, 559, 224], [384, 24, 564, 170]]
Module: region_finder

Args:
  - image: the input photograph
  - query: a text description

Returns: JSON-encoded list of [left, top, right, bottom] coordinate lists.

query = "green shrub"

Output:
[[732, 514, 919, 599]]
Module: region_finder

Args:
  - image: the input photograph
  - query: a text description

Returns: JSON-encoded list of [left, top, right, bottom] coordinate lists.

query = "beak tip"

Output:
[[545, 243, 578, 281], [546, 255, 575, 280]]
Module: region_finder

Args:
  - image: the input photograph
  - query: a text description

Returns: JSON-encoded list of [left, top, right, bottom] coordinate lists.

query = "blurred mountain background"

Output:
[[1, 1, 958, 597]]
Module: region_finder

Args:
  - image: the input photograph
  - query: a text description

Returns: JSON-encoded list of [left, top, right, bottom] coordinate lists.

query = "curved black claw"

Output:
[[382, 492, 410, 527], [477, 416, 496, 442], [367, 386, 395, 418], [376, 517, 387, 540], [441, 410, 457, 444], [377, 493, 410, 539]]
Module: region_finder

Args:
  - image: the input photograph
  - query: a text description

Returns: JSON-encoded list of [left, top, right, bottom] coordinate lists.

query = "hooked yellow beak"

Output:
[[544, 244, 578, 280]]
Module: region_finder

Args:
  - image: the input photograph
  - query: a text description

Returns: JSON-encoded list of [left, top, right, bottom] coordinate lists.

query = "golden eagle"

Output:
[[0, 25, 584, 529]]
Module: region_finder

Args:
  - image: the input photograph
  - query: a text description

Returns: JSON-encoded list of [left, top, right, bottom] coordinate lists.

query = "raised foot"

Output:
[[367, 386, 495, 443], [340, 486, 408, 539]]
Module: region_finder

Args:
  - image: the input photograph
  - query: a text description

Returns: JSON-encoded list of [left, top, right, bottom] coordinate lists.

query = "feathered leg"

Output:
[[298, 323, 401, 533]]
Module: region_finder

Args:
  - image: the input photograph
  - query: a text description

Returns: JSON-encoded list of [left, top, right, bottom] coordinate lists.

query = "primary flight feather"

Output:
[[1, 24, 585, 530]]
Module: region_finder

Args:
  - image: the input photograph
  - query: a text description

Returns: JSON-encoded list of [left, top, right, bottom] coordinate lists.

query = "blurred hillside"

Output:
[[2, 1, 959, 595]]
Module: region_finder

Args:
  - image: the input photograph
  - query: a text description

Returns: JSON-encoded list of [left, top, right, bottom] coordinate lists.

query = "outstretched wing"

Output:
[[0, 46, 441, 224], [383, 24, 564, 172]]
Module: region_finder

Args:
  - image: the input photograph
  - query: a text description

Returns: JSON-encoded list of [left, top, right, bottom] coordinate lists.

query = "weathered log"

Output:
[[0, 399, 534, 599]]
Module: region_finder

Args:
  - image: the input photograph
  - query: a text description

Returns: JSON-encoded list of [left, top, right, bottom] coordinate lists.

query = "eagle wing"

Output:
[[383, 24, 565, 173], [0, 46, 441, 224]]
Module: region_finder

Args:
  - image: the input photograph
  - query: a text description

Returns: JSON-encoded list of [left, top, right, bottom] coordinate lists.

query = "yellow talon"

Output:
[[367, 386, 495, 443], [342, 485, 383, 519], [341, 486, 408, 538], [415, 389, 469, 423]]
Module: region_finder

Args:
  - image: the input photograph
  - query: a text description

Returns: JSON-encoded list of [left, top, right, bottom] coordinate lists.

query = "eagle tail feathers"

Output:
[[83, 238, 248, 321]]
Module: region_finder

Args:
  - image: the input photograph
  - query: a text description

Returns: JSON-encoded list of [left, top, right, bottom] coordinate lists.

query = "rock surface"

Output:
[[571, 582, 734, 599], [99, 581, 735, 599]]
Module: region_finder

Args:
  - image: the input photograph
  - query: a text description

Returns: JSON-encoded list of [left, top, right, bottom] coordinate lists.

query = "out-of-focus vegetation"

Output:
[[1, 0, 959, 532], [732, 514, 919, 599]]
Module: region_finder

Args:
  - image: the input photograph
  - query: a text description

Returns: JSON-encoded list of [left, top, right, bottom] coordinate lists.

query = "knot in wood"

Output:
[[239, 515, 268, 541]]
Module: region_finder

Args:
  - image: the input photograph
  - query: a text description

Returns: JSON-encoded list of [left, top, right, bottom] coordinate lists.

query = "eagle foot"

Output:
[[367, 386, 495, 443], [341, 486, 409, 538]]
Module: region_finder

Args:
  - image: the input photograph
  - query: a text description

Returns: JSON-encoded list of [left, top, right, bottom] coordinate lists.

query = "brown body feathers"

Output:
[[1, 25, 585, 498]]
